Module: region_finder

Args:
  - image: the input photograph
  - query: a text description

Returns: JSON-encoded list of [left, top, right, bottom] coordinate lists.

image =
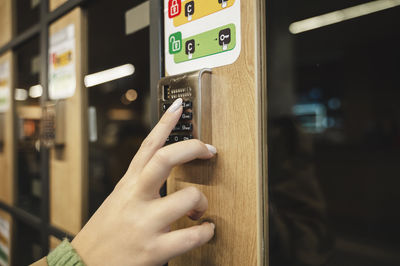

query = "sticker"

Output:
[[48, 24, 76, 100], [171, 0, 236, 27], [0, 217, 10, 266], [172, 24, 236, 63], [164, 0, 241, 75], [0, 61, 10, 113]]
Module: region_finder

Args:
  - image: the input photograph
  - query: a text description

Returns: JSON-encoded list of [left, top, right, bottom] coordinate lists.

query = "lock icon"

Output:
[[169, 0, 181, 18], [169, 32, 182, 54]]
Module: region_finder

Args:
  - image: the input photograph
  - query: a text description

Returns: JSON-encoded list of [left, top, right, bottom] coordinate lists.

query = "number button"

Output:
[[181, 112, 192, 120]]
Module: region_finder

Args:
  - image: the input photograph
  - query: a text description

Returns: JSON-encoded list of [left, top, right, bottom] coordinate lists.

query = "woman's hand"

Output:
[[71, 98, 216, 266]]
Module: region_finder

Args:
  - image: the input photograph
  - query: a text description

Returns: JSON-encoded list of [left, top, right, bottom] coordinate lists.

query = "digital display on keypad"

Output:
[[163, 85, 193, 101]]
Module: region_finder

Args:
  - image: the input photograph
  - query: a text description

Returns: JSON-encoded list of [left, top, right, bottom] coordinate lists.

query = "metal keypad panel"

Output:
[[158, 69, 212, 145]]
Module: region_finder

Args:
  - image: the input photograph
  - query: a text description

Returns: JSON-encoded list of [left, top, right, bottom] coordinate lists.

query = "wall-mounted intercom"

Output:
[[158, 69, 212, 145]]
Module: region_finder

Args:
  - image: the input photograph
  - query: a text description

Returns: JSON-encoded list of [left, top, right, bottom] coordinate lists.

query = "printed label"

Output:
[[0, 61, 10, 113], [48, 24, 76, 100], [171, 24, 236, 63], [173, 0, 235, 27], [164, 0, 241, 75]]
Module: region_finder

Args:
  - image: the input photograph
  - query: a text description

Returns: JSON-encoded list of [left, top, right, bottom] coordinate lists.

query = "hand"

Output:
[[71, 98, 217, 266]]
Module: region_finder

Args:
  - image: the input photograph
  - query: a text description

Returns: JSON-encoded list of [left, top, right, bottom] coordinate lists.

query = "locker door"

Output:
[[0, 51, 13, 266], [164, 0, 267, 265], [49, 8, 88, 235]]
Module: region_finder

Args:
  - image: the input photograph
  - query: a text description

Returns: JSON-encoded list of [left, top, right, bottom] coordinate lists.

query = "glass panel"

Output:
[[13, 220, 42, 265], [14, 37, 42, 216], [15, 0, 40, 34], [267, 1, 400, 265], [87, 0, 151, 216]]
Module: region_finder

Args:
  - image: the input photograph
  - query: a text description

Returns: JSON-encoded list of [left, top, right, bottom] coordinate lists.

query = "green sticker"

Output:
[[169, 32, 182, 54], [174, 24, 236, 63]]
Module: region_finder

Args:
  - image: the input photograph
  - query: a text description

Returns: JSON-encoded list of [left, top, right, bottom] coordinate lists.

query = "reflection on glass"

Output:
[[14, 37, 42, 216], [268, 1, 400, 265], [15, 0, 40, 34], [13, 220, 42, 265], [87, 0, 151, 216]]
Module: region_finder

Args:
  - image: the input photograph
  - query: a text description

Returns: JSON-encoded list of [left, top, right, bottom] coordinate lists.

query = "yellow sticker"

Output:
[[52, 50, 73, 69], [173, 0, 235, 27], [0, 79, 7, 87]]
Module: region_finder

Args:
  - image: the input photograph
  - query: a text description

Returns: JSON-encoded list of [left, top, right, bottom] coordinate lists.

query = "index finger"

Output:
[[126, 98, 183, 176]]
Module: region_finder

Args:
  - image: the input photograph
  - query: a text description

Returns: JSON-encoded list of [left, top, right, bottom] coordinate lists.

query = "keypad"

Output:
[[162, 100, 194, 145]]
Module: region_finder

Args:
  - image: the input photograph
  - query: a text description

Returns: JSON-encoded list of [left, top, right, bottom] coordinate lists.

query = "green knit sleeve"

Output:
[[47, 239, 85, 266]]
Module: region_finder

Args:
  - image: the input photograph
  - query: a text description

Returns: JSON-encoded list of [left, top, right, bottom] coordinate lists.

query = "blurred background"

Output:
[[267, 0, 400, 265], [0, 0, 153, 264]]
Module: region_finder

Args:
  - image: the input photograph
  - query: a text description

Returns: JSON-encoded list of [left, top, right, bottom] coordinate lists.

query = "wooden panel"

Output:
[[167, 0, 265, 265], [49, 236, 62, 251], [0, 0, 12, 47], [0, 210, 12, 266], [49, 8, 88, 235], [50, 0, 68, 12], [0, 51, 14, 206]]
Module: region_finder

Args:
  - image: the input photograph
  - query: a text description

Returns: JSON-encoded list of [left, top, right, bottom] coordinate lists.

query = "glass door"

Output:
[[267, 1, 400, 265]]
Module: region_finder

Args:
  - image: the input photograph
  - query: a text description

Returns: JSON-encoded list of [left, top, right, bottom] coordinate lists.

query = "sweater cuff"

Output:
[[47, 239, 85, 266]]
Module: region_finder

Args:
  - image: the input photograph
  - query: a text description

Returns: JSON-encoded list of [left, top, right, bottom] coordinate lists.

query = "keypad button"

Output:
[[181, 123, 193, 131], [182, 101, 192, 109], [173, 124, 181, 132], [166, 134, 194, 144], [182, 135, 193, 141], [162, 103, 171, 111], [172, 123, 193, 132], [181, 112, 193, 120]]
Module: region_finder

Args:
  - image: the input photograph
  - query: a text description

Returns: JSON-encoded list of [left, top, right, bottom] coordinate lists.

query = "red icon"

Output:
[[168, 0, 181, 18]]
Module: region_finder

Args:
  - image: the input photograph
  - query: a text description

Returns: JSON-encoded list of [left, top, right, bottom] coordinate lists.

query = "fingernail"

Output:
[[210, 223, 215, 230], [205, 144, 217, 155], [168, 98, 183, 113]]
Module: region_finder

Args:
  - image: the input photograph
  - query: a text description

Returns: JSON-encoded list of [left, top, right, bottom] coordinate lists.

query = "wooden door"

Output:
[[49, 8, 88, 235], [0, 51, 14, 266], [0, 0, 12, 47], [166, 0, 267, 265]]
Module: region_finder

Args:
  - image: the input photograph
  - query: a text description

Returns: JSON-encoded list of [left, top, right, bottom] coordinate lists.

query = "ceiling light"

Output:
[[15, 88, 28, 101], [84, 64, 135, 88], [29, 84, 43, 98], [125, 89, 138, 102], [289, 0, 400, 34]]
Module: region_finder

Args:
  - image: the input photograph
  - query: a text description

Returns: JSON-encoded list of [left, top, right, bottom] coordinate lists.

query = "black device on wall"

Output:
[[158, 69, 212, 145]]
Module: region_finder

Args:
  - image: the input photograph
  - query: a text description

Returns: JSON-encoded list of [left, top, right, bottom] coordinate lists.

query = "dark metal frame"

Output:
[[0, 0, 164, 260], [150, 0, 166, 196]]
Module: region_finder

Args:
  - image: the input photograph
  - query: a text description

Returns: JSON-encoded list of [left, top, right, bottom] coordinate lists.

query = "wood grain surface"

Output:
[[0, 52, 14, 206], [0, 0, 12, 47], [49, 8, 88, 235], [0, 53, 14, 266], [49, 235, 62, 251], [167, 0, 265, 265]]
